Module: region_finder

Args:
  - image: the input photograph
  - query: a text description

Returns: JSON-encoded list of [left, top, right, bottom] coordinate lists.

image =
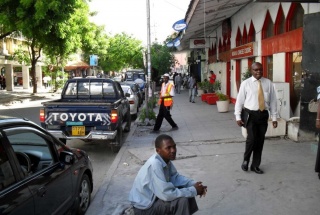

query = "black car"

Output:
[[0, 116, 93, 215]]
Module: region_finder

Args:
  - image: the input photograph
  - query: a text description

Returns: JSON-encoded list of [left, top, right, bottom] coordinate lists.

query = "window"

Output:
[[0, 142, 16, 190], [287, 3, 304, 31], [248, 21, 256, 43], [275, 5, 285, 35], [236, 27, 242, 47], [262, 11, 274, 39], [242, 25, 248, 44], [266, 56, 273, 81], [5, 127, 54, 177]]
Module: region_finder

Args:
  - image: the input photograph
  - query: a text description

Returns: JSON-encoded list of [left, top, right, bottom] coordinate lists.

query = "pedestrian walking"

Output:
[[1, 76, 6, 90], [0, 75, 3, 90], [234, 62, 278, 174], [152, 74, 178, 132], [174, 73, 182, 94], [129, 134, 207, 215], [188, 75, 197, 103]]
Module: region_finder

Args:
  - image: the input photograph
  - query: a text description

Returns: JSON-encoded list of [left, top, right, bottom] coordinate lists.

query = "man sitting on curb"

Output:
[[129, 134, 207, 215]]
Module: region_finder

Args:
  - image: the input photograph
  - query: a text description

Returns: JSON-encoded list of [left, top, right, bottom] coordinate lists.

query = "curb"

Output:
[[86, 119, 139, 215]]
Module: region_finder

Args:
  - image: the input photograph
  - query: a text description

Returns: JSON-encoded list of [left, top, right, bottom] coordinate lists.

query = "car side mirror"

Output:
[[125, 93, 130, 97], [59, 151, 74, 165]]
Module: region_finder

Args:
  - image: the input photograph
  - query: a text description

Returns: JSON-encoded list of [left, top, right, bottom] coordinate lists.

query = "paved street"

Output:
[[85, 87, 320, 215]]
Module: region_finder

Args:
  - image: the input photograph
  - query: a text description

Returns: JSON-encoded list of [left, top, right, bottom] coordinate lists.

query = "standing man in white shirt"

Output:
[[234, 62, 278, 174]]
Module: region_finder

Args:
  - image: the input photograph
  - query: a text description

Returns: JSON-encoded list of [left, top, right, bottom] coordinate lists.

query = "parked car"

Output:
[[122, 81, 143, 106], [124, 69, 146, 98], [0, 116, 93, 215], [120, 84, 139, 118]]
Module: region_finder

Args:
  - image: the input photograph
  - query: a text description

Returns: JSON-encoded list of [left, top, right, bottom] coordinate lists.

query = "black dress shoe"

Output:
[[150, 130, 160, 134], [241, 161, 248, 171], [250, 167, 264, 174]]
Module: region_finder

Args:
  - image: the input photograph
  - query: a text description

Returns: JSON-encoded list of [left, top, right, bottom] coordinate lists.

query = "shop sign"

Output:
[[172, 19, 187, 31], [231, 42, 257, 59], [189, 38, 209, 49]]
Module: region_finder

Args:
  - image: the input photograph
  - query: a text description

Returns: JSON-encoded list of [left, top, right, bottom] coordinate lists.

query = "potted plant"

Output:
[[197, 82, 205, 96], [216, 91, 230, 112], [200, 81, 211, 101]]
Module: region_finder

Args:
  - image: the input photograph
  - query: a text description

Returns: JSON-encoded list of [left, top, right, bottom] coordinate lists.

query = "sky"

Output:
[[88, 0, 191, 45]]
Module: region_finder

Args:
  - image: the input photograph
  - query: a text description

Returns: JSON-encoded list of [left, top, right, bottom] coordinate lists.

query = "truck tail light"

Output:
[[129, 100, 134, 104], [111, 109, 118, 123], [40, 108, 45, 122]]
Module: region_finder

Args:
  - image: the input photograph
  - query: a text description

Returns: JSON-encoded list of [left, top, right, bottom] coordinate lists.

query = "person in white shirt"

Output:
[[234, 62, 278, 174]]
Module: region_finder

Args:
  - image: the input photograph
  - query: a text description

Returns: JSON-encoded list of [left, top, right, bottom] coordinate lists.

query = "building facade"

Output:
[[183, 1, 320, 140]]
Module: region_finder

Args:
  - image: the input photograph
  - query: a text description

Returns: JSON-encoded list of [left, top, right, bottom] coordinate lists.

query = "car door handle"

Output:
[[37, 186, 47, 197]]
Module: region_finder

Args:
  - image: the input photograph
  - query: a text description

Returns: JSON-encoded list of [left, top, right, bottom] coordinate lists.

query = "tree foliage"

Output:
[[0, 0, 90, 93], [81, 23, 108, 66], [150, 43, 176, 81], [101, 32, 144, 72]]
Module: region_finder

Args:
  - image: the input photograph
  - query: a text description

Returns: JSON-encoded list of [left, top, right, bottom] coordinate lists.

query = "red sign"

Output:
[[231, 43, 255, 59]]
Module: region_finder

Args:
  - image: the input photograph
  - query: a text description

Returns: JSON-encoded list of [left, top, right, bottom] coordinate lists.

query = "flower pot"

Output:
[[197, 89, 204, 96], [202, 93, 216, 102], [201, 93, 208, 102], [207, 95, 218, 105], [216, 100, 230, 112]]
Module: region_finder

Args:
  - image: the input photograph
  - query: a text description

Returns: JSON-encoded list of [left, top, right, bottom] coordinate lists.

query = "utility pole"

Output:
[[146, 0, 151, 119]]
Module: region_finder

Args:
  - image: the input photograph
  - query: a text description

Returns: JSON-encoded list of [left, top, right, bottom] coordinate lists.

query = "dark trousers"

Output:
[[244, 110, 269, 167], [153, 102, 177, 131], [134, 197, 198, 215], [315, 133, 320, 178]]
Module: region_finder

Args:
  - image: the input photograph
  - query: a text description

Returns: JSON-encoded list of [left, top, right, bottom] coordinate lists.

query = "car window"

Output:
[[103, 83, 116, 96], [133, 74, 145, 81], [4, 127, 54, 177], [115, 82, 124, 97], [90, 82, 103, 95], [0, 142, 16, 191]]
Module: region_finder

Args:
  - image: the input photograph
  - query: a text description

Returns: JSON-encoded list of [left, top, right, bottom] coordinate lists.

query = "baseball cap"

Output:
[[163, 73, 170, 77]]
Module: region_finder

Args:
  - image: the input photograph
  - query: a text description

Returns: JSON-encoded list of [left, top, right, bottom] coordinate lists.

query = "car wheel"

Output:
[[111, 127, 123, 153], [76, 174, 91, 215], [124, 111, 131, 133]]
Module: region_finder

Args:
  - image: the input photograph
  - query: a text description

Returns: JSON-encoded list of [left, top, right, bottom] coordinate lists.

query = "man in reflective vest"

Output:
[[152, 74, 179, 132]]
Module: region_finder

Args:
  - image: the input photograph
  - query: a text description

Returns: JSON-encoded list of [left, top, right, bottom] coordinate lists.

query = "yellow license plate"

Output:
[[72, 126, 85, 136]]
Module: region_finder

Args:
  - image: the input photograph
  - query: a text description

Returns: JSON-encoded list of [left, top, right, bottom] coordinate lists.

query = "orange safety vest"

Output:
[[158, 82, 174, 107]]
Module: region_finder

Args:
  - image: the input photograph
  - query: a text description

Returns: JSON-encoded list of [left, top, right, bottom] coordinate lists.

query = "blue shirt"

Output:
[[129, 153, 197, 210]]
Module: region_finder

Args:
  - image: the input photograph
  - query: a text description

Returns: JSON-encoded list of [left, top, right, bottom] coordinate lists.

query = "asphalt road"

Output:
[[0, 101, 130, 198]]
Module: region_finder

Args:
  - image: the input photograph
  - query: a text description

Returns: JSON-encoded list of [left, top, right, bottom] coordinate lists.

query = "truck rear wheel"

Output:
[[124, 110, 131, 133], [111, 127, 123, 153]]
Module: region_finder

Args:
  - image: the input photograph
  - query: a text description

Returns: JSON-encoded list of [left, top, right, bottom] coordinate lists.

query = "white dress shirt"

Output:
[[234, 76, 278, 121]]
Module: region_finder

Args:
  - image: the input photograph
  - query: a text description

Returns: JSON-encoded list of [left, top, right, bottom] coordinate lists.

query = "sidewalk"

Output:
[[86, 88, 320, 215], [0, 86, 61, 108]]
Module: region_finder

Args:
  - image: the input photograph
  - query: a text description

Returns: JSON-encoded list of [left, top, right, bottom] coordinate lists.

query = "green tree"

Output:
[[81, 23, 109, 67], [101, 32, 144, 73], [150, 43, 176, 81], [0, 0, 90, 93]]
